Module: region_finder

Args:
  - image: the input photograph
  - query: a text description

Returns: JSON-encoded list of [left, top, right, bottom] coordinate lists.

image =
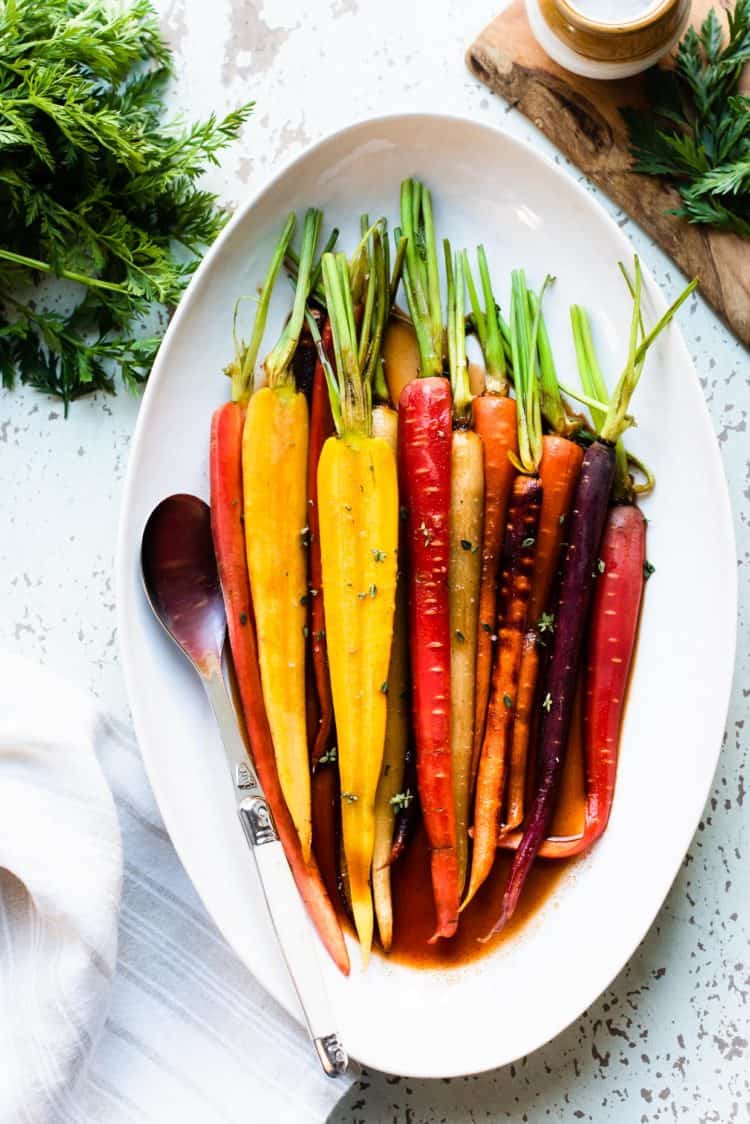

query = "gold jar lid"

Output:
[[539, 0, 691, 62]]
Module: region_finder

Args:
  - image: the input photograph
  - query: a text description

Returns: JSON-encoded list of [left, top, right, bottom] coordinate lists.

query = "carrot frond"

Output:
[[230, 212, 296, 403], [321, 219, 389, 435], [399, 178, 443, 378], [509, 269, 548, 474], [600, 256, 698, 444], [265, 207, 322, 387], [445, 240, 471, 420], [528, 284, 573, 438]]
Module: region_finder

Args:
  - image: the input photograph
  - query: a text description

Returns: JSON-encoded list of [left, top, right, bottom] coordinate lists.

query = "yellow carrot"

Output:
[[319, 242, 398, 965], [242, 209, 321, 861], [371, 404, 410, 952], [449, 427, 484, 893], [445, 245, 484, 895]]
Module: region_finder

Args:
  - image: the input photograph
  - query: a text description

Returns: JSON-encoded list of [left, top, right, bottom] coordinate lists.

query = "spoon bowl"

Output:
[[141, 494, 225, 678]]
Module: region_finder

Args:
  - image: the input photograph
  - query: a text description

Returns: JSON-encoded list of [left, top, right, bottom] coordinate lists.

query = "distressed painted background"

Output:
[[1, 1, 748, 1120]]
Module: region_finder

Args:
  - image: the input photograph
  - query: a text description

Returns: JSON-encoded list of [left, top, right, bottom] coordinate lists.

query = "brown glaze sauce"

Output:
[[383, 698, 586, 969], [312, 697, 587, 970], [385, 829, 572, 968]]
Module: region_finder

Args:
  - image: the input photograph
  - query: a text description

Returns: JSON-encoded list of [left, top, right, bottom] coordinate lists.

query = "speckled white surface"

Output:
[[1, 1, 748, 1120]]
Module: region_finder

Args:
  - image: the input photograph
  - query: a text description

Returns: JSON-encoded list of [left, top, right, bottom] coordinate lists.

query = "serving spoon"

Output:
[[141, 493, 348, 1078]]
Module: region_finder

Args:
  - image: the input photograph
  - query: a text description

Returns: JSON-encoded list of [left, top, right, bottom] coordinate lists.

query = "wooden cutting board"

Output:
[[467, 1, 750, 347]]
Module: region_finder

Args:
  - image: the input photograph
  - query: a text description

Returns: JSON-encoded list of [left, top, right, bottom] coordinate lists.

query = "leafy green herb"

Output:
[[0, 0, 252, 409], [341, 791, 358, 804], [644, 559, 656, 579], [460, 538, 473, 552], [389, 790, 413, 812], [455, 628, 465, 642], [522, 536, 536, 548], [319, 745, 337, 765], [538, 611, 555, 634], [542, 692, 553, 712], [621, 2, 750, 238], [380, 680, 389, 695], [503, 692, 512, 709], [372, 548, 387, 562]]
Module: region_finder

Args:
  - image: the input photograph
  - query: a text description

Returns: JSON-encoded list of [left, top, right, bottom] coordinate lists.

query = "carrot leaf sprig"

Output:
[[265, 208, 322, 388], [399, 178, 443, 378], [527, 287, 581, 438], [600, 257, 698, 445], [463, 246, 508, 395], [228, 212, 296, 403], [445, 241, 471, 421], [570, 304, 631, 499], [508, 269, 551, 474], [321, 219, 389, 436], [356, 216, 391, 402], [284, 227, 340, 307]]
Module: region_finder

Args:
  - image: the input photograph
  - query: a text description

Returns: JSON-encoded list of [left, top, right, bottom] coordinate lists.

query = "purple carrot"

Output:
[[389, 739, 419, 865]]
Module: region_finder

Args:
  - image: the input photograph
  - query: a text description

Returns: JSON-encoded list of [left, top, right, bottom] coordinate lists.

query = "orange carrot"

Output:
[[504, 434, 583, 828], [463, 474, 541, 905], [504, 628, 538, 830], [529, 435, 585, 623], [463, 248, 518, 781], [472, 395, 518, 780]]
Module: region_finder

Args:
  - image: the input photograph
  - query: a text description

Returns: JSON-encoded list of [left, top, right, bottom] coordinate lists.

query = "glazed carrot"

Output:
[[463, 269, 547, 907], [464, 475, 541, 904], [243, 209, 321, 861], [307, 319, 336, 769], [490, 261, 697, 932], [471, 396, 517, 776], [371, 402, 410, 952], [529, 436, 585, 623], [505, 628, 539, 829], [583, 503, 646, 837], [445, 247, 484, 894], [502, 286, 585, 830], [463, 248, 517, 781], [210, 402, 349, 975], [399, 376, 458, 937], [318, 237, 398, 965], [397, 179, 459, 939]]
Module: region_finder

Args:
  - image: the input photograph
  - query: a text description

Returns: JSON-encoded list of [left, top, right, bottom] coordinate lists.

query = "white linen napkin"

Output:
[[0, 653, 355, 1124]]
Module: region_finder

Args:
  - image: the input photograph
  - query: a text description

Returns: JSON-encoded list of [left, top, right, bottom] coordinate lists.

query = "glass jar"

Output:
[[526, 0, 692, 79]]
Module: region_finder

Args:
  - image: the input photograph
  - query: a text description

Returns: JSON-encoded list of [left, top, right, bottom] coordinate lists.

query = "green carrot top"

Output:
[[599, 257, 698, 446], [508, 269, 551, 475], [399, 178, 443, 379], [319, 219, 390, 436], [444, 241, 471, 422], [228, 212, 296, 403], [463, 246, 508, 396]]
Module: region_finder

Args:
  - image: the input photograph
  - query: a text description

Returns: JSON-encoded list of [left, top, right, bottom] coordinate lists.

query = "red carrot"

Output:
[[397, 178, 459, 940], [307, 320, 336, 769], [582, 502, 646, 839], [399, 375, 458, 940], [210, 401, 349, 974]]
